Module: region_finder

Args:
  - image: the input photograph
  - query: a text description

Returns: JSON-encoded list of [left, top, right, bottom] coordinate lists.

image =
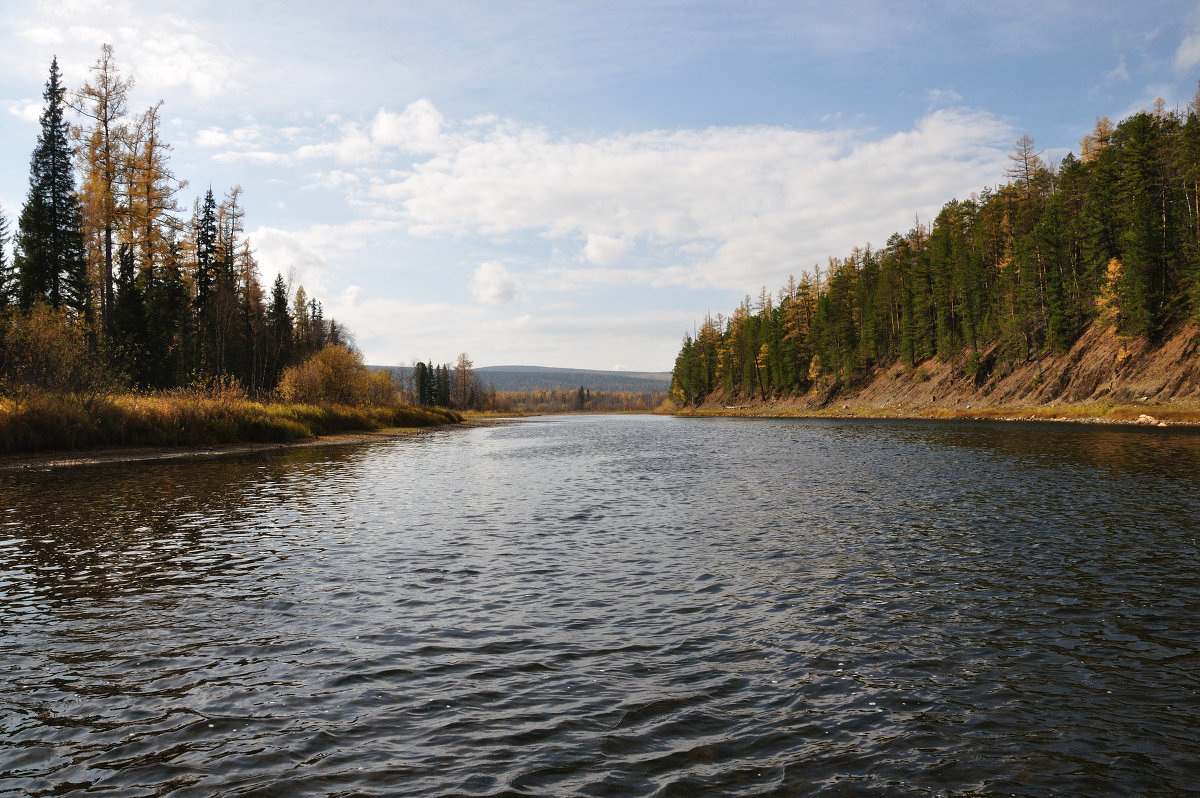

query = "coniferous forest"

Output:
[[671, 101, 1200, 408], [0, 51, 348, 395], [0, 50, 460, 453]]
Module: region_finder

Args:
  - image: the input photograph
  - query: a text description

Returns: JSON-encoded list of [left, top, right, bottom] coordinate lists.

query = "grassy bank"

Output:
[[0, 391, 461, 455]]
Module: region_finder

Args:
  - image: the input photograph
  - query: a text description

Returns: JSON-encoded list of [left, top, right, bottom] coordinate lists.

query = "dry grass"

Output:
[[0, 391, 460, 455]]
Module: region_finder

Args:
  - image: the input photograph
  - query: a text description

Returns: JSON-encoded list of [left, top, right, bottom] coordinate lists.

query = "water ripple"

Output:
[[2, 416, 1199, 796]]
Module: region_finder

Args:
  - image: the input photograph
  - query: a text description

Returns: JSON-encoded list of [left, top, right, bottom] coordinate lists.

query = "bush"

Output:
[[0, 304, 118, 396], [277, 345, 395, 406]]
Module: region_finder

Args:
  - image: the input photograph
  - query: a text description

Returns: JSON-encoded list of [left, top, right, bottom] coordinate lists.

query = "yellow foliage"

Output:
[[1, 304, 114, 395], [276, 345, 395, 406], [1097, 257, 1123, 312], [808, 353, 823, 382]]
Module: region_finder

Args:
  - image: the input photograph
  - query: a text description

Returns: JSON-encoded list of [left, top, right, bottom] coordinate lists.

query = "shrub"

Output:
[[0, 304, 118, 396], [277, 345, 395, 406]]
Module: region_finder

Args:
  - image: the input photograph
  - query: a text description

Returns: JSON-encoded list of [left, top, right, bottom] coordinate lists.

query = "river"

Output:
[[2, 415, 1198, 796]]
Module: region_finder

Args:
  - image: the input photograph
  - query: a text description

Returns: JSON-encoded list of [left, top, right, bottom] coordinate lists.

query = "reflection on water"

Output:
[[1, 417, 1198, 796]]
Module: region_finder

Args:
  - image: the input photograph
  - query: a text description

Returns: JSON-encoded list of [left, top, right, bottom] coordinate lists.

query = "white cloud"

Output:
[[8, 99, 42, 123], [3, 4, 247, 101], [212, 150, 292, 166], [1178, 30, 1200, 72], [583, 233, 628, 264], [18, 26, 63, 46], [369, 99, 445, 154], [355, 102, 1011, 291], [251, 225, 342, 299], [295, 100, 447, 164], [926, 88, 963, 105], [470, 261, 520, 305]]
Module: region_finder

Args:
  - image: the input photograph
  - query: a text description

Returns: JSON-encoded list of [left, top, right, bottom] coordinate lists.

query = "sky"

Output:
[[1, 1, 1199, 371]]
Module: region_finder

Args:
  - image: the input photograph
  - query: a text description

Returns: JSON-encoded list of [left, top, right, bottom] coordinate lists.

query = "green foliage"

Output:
[[673, 104, 1200, 403], [15, 58, 88, 317]]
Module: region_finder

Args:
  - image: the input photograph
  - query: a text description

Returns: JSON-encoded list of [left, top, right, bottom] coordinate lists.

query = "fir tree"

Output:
[[265, 273, 292, 389], [0, 208, 14, 311], [14, 57, 88, 316], [112, 242, 148, 385]]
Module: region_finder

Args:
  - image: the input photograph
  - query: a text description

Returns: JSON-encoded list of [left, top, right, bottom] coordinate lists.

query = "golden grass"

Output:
[[0, 391, 461, 455]]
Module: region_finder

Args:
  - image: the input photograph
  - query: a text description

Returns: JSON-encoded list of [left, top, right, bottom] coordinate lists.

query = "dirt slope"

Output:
[[701, 318, 1200, 416]]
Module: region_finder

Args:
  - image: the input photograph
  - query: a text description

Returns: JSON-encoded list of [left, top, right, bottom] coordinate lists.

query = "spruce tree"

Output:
[[265, 273, 292, 389], [14, 57, 89, 316], [0, 209, 14, 311], [112, 242, 148, 385]]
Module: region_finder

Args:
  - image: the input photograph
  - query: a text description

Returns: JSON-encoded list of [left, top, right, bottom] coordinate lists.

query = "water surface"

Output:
[[2, 416, 1198, 796]]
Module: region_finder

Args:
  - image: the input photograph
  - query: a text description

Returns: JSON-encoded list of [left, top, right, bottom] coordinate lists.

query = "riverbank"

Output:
[[0, 391, 463, 462], [0, 426, 450, 471], [676, 318, 1200, 426], [675, 401, 1200, 426]]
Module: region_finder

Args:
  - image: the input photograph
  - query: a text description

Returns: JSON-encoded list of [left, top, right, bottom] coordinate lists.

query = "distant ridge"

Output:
[[375, 364, 671, 393]]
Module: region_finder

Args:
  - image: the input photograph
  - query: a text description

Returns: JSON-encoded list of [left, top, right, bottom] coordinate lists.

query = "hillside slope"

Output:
[[697, 318, 1200, 415]]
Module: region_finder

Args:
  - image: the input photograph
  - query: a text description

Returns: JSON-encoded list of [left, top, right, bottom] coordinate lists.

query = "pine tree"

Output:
[[15, 57, 89, 316]]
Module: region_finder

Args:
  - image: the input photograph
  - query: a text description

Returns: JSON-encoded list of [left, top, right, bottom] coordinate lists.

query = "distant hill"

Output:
[[375, 364, 672, 393]]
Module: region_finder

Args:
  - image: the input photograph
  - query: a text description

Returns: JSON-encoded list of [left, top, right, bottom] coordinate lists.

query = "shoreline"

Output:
[[672, 402, 1200, 427], [5, 406, 1195, 471], [0, 427, 441, 471], [0, 417, 527, 471]]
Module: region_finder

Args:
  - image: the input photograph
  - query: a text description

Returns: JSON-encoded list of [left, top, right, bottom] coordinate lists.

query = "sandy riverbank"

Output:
[[674, 401, 1200, 426]]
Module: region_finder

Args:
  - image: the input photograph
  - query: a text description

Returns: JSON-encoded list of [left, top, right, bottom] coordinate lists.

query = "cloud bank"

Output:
[[361, 104, 1013, 289], [233, 100, 1012, 294]]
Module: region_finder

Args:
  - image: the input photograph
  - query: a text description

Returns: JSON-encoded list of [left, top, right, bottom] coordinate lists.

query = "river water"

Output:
[[1, 415, 1198, 797]]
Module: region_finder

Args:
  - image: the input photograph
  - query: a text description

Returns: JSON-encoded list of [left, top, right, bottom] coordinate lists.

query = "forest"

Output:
[[0, 49, 462, 453], [671, 98, 1200, 407], [0, 49, 352, 396]]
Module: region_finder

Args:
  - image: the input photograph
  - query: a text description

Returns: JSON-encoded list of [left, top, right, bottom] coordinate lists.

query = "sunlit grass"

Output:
[[0, 391, 460, 455]]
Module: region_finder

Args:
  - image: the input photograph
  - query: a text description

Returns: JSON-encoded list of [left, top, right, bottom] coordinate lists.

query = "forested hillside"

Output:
[[671, 102, 1200, 409]]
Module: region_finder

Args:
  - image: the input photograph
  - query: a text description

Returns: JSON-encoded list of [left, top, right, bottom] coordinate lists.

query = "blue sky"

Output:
[[1, 1, 1198, 370]]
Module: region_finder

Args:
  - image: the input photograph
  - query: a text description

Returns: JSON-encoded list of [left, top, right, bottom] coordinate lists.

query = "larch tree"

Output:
[[15, 57, 88, 316], [1007, 135, 1046, 197], [126, 101, 186, 283], [71, 43, 133, 334], [453, 352, 474, 409]]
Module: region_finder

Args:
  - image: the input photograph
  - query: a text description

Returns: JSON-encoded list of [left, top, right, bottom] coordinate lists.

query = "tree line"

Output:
[[0, 48, 345, 396], [409, 353, 497, 411], [672, 97, 1200, 405]]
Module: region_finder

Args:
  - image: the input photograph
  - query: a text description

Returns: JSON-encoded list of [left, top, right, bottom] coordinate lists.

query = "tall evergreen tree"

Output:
[[111, 242, 148, 385], [14, 57, 89, 316], [264, 273, 292, 390], [0, 209, 14, 311]]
